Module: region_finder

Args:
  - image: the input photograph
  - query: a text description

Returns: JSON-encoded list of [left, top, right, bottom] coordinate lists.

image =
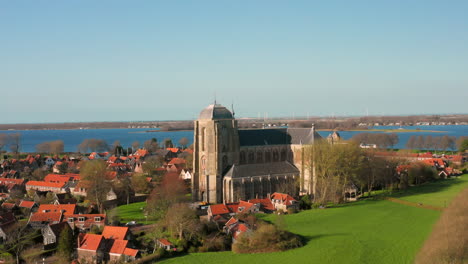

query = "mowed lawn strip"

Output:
[[160, 200, 439, 264], [117, 202, 156, 224], [390, 174, 468, 208]]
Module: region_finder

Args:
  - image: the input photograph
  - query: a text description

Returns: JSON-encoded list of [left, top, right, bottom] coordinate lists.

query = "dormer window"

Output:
[[94, 217, 101, 222], [78, 217, 85, 222]]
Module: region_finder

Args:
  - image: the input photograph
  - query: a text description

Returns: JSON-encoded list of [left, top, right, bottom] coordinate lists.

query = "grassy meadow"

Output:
[[159, 174, 467, 264], [389, 175, 468, 208], [117, 201, 157, 224]]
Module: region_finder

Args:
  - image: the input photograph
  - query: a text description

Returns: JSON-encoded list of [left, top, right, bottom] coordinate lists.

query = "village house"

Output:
[[270, 192, 298, 212], [18, 200, 38, 213], [65, 214, 106, 231], [41, 221, 72, 247], [223, 217, 250, 242], [0, 178, 25, 194], [1, 202, 18, 212], [25, 181, 67, 193], [28, 212, 63, 228], [156, 238, 175, 251], [0, 212, 17, 243], [179, 169, 192, 180], [77, 226, 137, 263], [77, 233, 106, 263]]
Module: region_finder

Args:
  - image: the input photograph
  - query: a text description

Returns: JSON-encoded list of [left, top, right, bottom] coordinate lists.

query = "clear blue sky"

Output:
[[1, 1, 467, 123]]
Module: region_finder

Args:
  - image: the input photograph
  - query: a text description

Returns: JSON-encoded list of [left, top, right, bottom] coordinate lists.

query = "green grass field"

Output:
[[117, 201, 156, 224], [389, 175, 468, 208], [159, 174, 467, 264]]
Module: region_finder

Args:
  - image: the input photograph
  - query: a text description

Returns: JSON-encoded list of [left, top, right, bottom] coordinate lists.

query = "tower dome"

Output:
[[198, 104, 234, 120]]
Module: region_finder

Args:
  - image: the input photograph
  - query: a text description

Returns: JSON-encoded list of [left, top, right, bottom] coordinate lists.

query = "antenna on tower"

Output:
[[214, 91, 217, 105], [231, 101, 235, 117]]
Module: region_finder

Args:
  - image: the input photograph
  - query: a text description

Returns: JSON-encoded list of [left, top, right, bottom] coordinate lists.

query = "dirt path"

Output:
[[384, 197, 444, 211]]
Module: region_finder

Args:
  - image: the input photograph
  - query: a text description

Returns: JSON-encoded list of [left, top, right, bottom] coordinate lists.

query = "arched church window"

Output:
[[240, 151, 246, 164], [201, 127, 206, 151], [248, 151, 255, 164], [273, 150, 279, 162], [222, 155, 228, 172], [265, 151, 271, 163], [256, 151, 263, 163], [280, 149, 287, 161], [201, 156, 207, 175]]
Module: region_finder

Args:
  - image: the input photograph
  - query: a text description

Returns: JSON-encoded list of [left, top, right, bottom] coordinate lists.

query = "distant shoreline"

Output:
[[317, 129, 447, 133]]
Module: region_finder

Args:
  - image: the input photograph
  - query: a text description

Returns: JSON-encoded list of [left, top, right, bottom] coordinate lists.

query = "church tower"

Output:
[[192, 104, 240, 203]]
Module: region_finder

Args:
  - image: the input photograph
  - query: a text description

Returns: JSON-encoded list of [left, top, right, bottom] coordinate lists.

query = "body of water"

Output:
[[0, 125, 466, 153]]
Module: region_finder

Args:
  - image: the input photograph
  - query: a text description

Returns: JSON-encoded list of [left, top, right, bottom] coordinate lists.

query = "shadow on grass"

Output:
[[389, 176, 467, 200], [301, 233, 348, 244]]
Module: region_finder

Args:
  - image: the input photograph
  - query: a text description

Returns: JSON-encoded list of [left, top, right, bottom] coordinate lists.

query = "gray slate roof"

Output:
[[199, 104, 234, 120], [238, 128, 322, 146], [224, 161, 299, 178]]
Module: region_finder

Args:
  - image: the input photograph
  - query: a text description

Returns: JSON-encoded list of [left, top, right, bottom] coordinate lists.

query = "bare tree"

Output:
[[36, 140, 64, 154], [8, 133, 21, 156], [132, 141, 140, 151], [80, 160, 111, 213], [406, 136, 416, 149], [178, 137, 189, 149]]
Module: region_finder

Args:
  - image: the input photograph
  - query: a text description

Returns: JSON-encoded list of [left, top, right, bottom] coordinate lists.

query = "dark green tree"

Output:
[[57, 227, 73, 261]]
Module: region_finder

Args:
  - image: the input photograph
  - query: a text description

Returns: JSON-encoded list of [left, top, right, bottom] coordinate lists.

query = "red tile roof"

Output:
[[102, 226, 129, 240], [79, 234, 103, 251], [166, 148, 180, 153], [44, 173, 80, 183], [30, 212, 62, 222], [123, 248, 138, 257], [248, 198, 275, 211], [65, 214, 106, 228], [158, 238, 173, 246], [19, 200, 36, 209], [225, 217, 238, 227], [38, 204, 76, 215], [26, 181, 65, 189], [209, 204, 231, 216], [168, 158, 186, 165], [109, 239, 128, 254], [0, 178, 24, 185], [237, 201, 255, 213], [271, 192, 296, 205], [1, 203, 16, 210]]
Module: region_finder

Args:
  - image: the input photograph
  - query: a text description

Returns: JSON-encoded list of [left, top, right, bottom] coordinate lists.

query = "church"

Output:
[[192, 103, 322, 203]]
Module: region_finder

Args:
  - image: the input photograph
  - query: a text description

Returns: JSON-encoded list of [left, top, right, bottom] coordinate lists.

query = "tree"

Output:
[[80, 160, 112, 213], [0, 133, 7, 152], [164, 203, 198, 240], [36, 140, 64, 154], [77, 139, 109, 153], [142, 155, 164, 176], [31, 168, 47, 181], [57, 162, 68, 174], [144, 138, 159, 153], [456, 136, 468, 152], [414, 135, 425, 150], [388, 133, 399, 149], [8, 133, 21, 157], [178, 137, 189, 149], [163, 138, 174, 149], [406, 136, 416, 149], [131, 173, 150, 194], [146, 172, 187, 219], [57, 226, 73, 261], [424, 135, 433, 151], [132, 141, 140, 151], [2, 222, 39, 264], [112, 140, 123, 156]]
